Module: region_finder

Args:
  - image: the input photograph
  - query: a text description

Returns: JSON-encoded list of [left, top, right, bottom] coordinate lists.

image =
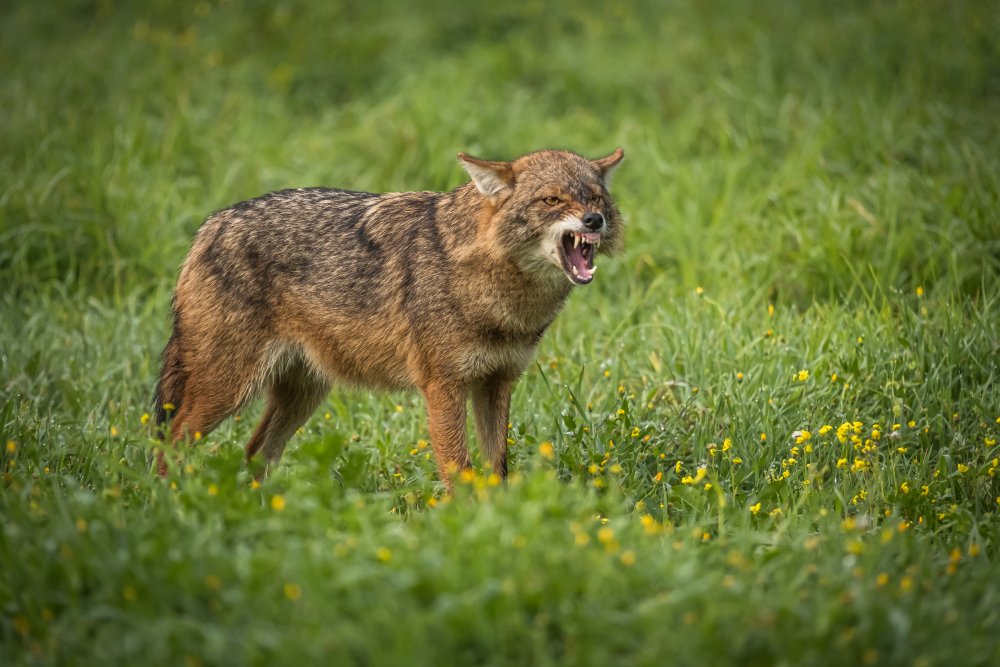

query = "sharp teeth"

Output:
[[590, 265, 598, 275], [571, 266, 579, 276], [574, 235, 580, 248]]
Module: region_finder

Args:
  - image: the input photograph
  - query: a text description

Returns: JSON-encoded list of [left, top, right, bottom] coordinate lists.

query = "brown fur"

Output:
[[154, 148, 624, 486]]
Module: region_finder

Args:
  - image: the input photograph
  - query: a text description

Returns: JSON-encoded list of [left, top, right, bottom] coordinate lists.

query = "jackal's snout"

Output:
[[581, 212, 605, 232]]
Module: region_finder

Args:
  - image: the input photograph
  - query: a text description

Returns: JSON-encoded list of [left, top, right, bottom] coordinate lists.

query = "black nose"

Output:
[[582, 212, 604, 231]]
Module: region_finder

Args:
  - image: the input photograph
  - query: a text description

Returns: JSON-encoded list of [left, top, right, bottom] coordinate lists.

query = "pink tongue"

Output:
[[566, 245, 592, 280]]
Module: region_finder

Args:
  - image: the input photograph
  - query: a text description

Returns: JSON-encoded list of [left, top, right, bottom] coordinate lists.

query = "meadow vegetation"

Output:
[[2, 1, 999, 664]]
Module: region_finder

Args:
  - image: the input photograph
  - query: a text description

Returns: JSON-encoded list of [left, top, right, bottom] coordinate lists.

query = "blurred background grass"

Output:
[[2, 1, 1000, 665]]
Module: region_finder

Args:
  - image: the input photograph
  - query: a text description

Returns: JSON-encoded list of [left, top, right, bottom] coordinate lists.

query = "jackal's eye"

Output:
[[590, 194, 603, 205], [542, 196, 561, 206]]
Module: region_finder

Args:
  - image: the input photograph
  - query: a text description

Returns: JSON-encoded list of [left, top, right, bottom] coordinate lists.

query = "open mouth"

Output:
[[559, 231, 601, 285]]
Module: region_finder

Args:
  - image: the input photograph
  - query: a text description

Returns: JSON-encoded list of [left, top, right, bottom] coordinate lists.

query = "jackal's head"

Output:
[[458, 148, 624, 286]]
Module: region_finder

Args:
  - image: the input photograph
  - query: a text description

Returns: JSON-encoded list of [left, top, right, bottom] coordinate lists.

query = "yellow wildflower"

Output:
[[957, 463, 969, 474], [620, 550, 636, 566], [818, 425, 832, 436], [5, 440, 16, 454], [271, 495, 286, 511], [900, 482, 909, 494], [674, 460, 683, 474], [750, 502, 761, 515], [916, 286, 924, 297], [732, 457, 743, 465], [538, 442, 554, 459], [794, 369, 810, 382], [722, 438, 731, 451]]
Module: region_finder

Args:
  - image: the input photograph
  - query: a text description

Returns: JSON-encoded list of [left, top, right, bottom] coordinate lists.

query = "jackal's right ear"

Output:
[[458, 153, 514, 198]]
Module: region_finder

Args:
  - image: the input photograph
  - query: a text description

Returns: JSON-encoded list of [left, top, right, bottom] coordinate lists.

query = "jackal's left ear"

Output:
[[458, 153, 515, 198], [592, 147, 625, 181]]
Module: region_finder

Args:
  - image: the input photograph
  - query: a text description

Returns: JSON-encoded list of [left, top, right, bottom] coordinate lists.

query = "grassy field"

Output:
[[3, 0, 1000, 664]]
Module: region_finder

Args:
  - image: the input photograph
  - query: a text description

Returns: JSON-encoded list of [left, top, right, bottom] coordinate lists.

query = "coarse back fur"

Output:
[[154, 148, 624, 485]]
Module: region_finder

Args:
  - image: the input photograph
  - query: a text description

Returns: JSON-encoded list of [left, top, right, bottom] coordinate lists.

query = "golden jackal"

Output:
[[155, 148, 624, 485]]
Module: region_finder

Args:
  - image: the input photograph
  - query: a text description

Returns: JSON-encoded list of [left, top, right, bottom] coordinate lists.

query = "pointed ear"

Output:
[[457, 152, 514, 197], [592, 147, 624, 181]]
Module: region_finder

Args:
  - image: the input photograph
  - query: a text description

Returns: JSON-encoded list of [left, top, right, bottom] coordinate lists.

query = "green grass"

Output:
[[3, 0, 1000, 664]]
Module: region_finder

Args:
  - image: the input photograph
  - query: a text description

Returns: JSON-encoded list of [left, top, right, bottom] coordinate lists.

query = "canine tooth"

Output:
[[571, 266, 579, 276], [590, 265, 598, 274], [574, 235, 580, 248]]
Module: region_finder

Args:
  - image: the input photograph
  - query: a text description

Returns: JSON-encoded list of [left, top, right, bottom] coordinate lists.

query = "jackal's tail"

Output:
[[153, 310, 187, 437]]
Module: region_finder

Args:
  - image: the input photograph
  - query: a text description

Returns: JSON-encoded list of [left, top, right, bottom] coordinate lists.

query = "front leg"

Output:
[[472, 375, 514, 478], [421, 379, 470, 489]]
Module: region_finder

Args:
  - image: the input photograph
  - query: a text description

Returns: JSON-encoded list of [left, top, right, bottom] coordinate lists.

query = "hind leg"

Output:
[[245, 361, 330, 476], [156, 371, 253, 476]]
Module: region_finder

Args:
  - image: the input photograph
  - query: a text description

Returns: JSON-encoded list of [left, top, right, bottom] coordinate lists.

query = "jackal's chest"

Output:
[[455, 341, 536, 380]]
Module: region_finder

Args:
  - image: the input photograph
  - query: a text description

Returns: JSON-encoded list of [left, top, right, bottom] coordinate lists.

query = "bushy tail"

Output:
[[153, 311, 187, 437]]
